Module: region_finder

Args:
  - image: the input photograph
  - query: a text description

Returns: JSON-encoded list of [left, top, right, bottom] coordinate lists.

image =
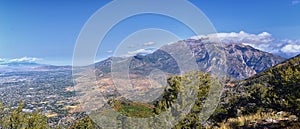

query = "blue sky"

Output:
[[0, 0, 299, 65]]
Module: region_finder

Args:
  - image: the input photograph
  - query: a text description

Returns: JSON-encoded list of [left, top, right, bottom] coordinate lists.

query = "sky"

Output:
[[0, 0, 299, 65]]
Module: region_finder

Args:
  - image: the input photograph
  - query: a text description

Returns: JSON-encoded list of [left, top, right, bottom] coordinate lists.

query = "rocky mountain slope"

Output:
[[95, 39, 285, 80]]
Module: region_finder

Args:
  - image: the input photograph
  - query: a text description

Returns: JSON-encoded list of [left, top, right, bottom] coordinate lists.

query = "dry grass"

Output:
[[208, 111, 298, 129]]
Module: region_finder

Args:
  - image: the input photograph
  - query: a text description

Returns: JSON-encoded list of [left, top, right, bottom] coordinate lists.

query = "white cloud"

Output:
[[143, 41, 156, 46], [281, 44, 300, 53], [191, 31, 273, 44], [126, 48, 155, 57], [258, 32, 272, 37], [9, 57, 42, 63], [107, 50, 113, 53], [191, 31, 300, 58], [0, 58, 5, 62], [292, 0, 300, 5], [0, 57, 42, 65]]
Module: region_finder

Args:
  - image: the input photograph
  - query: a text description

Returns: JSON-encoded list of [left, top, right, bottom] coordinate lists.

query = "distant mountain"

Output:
[[0, 62, 42, 67], [95, 39, 285, 80], [0, 62, 71, 72]]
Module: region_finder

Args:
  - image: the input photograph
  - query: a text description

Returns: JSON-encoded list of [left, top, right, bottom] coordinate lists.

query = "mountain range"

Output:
[[0, 38, 298, 128], [96, 39, 285, 80], [1, 39, 286, 81], [0, 62, 71, 72]]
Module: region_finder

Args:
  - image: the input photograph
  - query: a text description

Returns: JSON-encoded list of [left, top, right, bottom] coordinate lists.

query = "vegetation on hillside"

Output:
[[107, 55, 300, 128], [1, 55, 300, 128], [0, 101, 48, 129], [211, 55, 300, 128], [0, 101, 97, 129]]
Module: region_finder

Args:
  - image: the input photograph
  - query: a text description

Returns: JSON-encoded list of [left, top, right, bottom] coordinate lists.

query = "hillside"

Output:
[[92, 54, 300, 128], [0, 54, 297, 128], [211, 54, 300, 128], [244, 54, 300, 85], [243, 54, 300, 115], [81, 54, 299, 128]]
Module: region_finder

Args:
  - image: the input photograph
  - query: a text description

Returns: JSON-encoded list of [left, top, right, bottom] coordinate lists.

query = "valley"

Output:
[[0, 41, 298, 128], [0, 70, 80, 126]]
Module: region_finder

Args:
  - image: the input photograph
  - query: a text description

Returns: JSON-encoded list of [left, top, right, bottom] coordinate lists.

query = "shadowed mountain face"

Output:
[[95, 39, 285, 80], [243, 54, 300, 85], [224, 43, 285, 79]]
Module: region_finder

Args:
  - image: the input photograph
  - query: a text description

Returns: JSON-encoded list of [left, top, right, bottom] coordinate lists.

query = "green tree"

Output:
[[0, 101, 49, 129], [68, 116, 99, 129], [267, 66, 300, 116]]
